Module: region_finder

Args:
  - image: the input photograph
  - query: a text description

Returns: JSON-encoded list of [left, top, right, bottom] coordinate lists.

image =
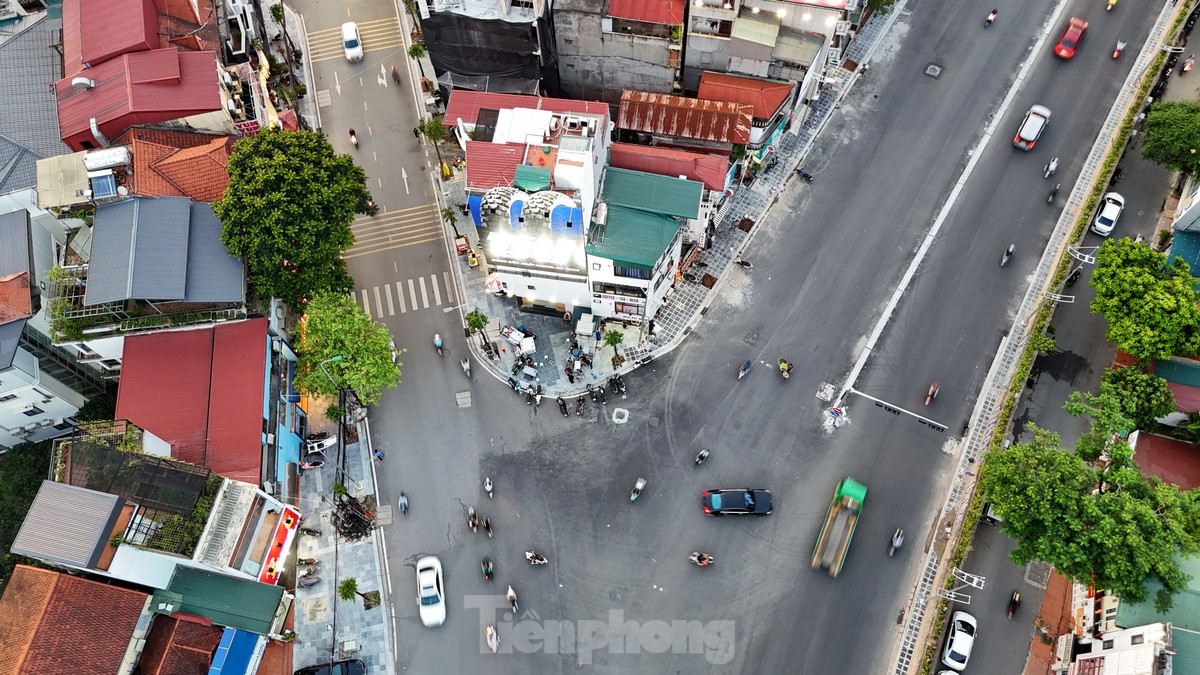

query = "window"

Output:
[[77, 344, 97, 355], [1130, 634, 1144, 645], [23, 406, 44, 417], [613, 265, 650, 280], [0, 393, 17, 403], [1102, 640, 1113, 650], [53, 421, 74, 431]]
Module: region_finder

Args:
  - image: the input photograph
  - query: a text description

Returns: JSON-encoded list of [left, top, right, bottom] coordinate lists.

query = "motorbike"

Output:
[[734, 258, 754, 269], [888, 528, 905, 557], [598, 386, 608, 405], [481, 557, 494, 581], [576, 395, 586, 416], [588, 384, 598, 403], [985, 9, 997, 26], [1065, 267, 1082, 287], [461, 357, 471, 377], [1106, 0, 1116, 10], [298, 564, 319, 578], [484, 518, 493, 538], [348, 129, 358, 148], [630, 477, 647, 502], [399, 492, 409, 516], [299, 458, 325, 470], [468, 507, 478, 532], [507, 585, 518, 612], [300, 526, 321, 537], [557, 396, 569, 417], [1043, 157, 1058, 178], [298, 575, 321, 588], [433, 333, 443, 357], [615, 374, 628, 398], [738, 360, 752, 380], [297, 557, 317, 566], [1113, 40, 1127, 59], [1000, 243, 1015, 267], [925, 381, 939, 407], [795, 168, 814, 182], [689, 552, 715, 567], [1184, 55, 1195, 74], [484, 476, 494, 498], [694, 449, 710, 466], [1048, 183, 1061, 204], [1007, 590, 1022, 619], [778, 358, 793, 380], [486, 625, 499, 653], [526, 550, 548, 565], [305, 431, 330, 442]]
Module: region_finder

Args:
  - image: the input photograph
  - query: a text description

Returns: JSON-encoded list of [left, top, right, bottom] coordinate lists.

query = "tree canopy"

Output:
[[981, 424, 1200, 612], [1142, 101, 1200, 174], [295, 292, 401, 406], [214, 128, 367, 308], [1089, 238, 1200, 361], [0, 441, 53, 594], [1098, 366, 1176, 429]]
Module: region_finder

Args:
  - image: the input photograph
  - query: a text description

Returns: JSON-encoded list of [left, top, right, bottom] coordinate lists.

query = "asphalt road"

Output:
[[298, 0, 1163, 671]]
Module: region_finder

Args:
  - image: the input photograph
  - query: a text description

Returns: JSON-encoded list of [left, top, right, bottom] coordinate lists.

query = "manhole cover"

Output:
[[743, 331, 758, 345], [924, 63, 943, 79], [613, 408, 629, 424], [648, 416, 660, 427], [816, 382, 836, 402]]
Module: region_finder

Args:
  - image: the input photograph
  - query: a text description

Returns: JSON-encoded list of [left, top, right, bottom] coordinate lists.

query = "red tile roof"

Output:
[[445, 91, 610, 128], [56, 48, 221, 152], [698, 71, 794, 120], [608, 143, 730, 192], [0, 272, 32, 322], [0, 565, 147, 675], [62, 0, 160, 78], [115, 318, 268, 484], [465, 142, 524, 190], [618, 90, 752, 145], [608, 0, 685, 25], [113, 129, 233, 201], [136, 615, 224, 675], [1132, 432, 1200, 490]]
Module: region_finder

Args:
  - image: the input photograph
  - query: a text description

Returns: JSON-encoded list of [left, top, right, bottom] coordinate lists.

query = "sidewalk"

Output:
[[442, 9, 901, 400]]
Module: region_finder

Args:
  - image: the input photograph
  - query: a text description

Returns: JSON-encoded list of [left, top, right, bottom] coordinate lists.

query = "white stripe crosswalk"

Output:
[[356, 272, 456, 317]]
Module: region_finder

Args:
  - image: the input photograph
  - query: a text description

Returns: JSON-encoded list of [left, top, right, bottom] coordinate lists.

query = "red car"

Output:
[[1054, 18, 1087, 59]]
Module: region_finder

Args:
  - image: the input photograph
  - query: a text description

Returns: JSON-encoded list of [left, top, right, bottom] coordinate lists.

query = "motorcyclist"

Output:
[[398, 492, 409, 515], [985, 9, 998, 24]]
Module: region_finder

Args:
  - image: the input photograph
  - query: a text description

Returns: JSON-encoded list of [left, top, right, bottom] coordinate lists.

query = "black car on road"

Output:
[[702, 488, 773, 516]]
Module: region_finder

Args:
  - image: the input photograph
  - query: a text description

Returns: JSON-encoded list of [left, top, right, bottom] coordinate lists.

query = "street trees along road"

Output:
[[1142, 101, 1200, 174], [1098, 366, 1177, 430], [1089, 238, 1200, 361], [296, 292, 402, 406], [981, 424, 1200, 613], [214, 128, 369, 309]]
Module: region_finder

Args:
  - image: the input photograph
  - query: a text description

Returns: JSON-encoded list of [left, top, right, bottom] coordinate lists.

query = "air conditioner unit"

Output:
[[835, 21, 850, 36], [263, 481, 276, 495], [565, 116, 582, 130], [22, 424, 38, 433], [39, 419, 53, 427], [265, 433, 275, 444]]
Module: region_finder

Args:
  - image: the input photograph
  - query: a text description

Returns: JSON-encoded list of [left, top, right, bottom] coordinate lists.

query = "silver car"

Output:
[[1013, 105, 1051, 150], [341, 22, 364, 62]]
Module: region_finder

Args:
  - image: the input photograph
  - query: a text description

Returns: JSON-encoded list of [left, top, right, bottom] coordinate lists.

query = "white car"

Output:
[[416, 556, 445, 626], [1091, 192, 1125, 236], [941, 611, 977, 670], [341, 22, 363, 62], [1013, 104, 1051, 150]]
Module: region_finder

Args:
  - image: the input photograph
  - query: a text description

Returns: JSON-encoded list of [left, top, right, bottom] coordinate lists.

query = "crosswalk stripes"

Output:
[[356, 272, 456, 318], [345, 203, 442, 258], [307, 18, 405, 64]]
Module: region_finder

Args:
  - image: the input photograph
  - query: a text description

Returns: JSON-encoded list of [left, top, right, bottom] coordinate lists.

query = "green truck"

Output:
[[810, 477, 868, 577]]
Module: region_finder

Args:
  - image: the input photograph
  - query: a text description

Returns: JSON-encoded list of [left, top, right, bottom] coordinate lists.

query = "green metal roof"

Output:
[[601, 167, 703, 220], [1116, 555, 1200, 633], [1172, 628, 1200, 675], [160, 566, 284, 634], [514, 164, 551, 191], [586, 205, 681, 269]]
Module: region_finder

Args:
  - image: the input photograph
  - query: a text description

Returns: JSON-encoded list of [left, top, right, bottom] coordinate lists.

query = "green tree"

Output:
[[982, 424, 1200, 612], [602, 329, 624, 367], [214, 128, 367, 308], [296, 292, 401, 406], [865, 0, 898, 16], [418, 117, 448, 172], [74, 392, 117, 421], [465, 309, 490, 346], [407, 43, 427, 77], [0, 441, 54, 593], [441, 206, 460, 237], [1098, 366, 1176, 429], [1142, 101, 1200, 174], [338, 577, 370, 603], [1089, 238, 1200, 361]]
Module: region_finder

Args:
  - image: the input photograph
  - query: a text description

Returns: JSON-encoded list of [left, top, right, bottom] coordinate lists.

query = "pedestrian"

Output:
[[563, 311, 572, 324], [374, 449, 385, 462], [594, 329, 602, 343], [412, 127, 420, 139], [564, 367, 575, 384]]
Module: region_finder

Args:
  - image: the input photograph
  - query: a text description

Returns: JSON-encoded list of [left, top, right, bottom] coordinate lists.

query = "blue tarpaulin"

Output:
[[551, 206, 584, 237]]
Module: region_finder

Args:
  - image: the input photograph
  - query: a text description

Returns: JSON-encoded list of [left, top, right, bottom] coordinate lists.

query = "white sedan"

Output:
[[941, 611, 977, 670], [1091, 192, 1125, 236], [341, 22, 364, 63], [416, 556, 445, 626]]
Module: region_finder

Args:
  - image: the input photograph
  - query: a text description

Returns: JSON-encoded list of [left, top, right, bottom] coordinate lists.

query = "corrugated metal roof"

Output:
[[63, 0, 160, 77], [618, 90, 752, 145], [774, 28, 825, 68], [601, 167, 703, 219], [1115, 557, 1200, 631], [730, 12, 780, 62], [11, 481, 124, 568], [607, 0, 684, 25], [446, 90, 609, 128], [162, 565, 283, 634], [514, 164, 552, 191], [116, 319, 268, 483], [465, 141, 524, 190], [56, 49, 221, 152], [85, 196, 191, 305], [586, 205, 681, 268], [0, 14, 73, 193], [698, 72, 794, 120], [184, 202, 245, 303], [608, 143, 729, 192]]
